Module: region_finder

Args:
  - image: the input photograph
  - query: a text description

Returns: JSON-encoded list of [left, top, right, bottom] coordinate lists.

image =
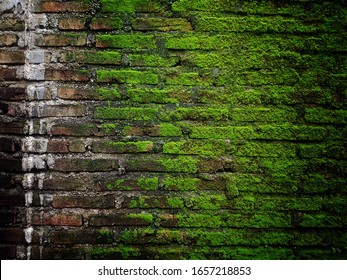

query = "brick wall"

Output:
[[0, 0, 346, 259]]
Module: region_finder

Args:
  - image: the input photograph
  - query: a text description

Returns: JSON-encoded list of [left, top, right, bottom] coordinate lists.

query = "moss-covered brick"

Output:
[[92, 140, 154, 153], [127, 196, 184, 209], [301, 174, 347, 194], [298, 213, 347, 228], [128, 54, 179, 67], [236, 142, 296, 158], [184, 193, 229, 210], [256, 196, 323, 211], [163, 139, 234, 156], [159, 123, 182, 137], [127, 87, 179, 104], [94, 87, 122, 100], [299, 143, 346, 159], [231, 174, 298, 194], [163, 176, 200, 191], [100, 0, 162, 13], [133, 18, 192, 32], [188, 125, 254, 140], [96, 34, 156, 49], [165, 72, 212, 86], [158, 156, 198, 173], [97, 70, 158, 84], [195, 15, 330, 33], [232, 106, 297, 123], [90, 17, 122, 30], [61, 51, 122, 65], [161, 107, 229, 122], [304, 108, 347, 124], [94, 106, 159, 121], [101, 177, 158, 191]]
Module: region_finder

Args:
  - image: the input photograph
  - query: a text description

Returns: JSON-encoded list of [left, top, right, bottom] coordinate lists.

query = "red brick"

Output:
[[47, 140, 69, 153], [40, 1, 92, 13], [0, 34, 18, 47], [58, 18, 86, 30], [0, 69, 18, 81], [58, 87, 92, 100], [52, 195, 114, 208], [32, 213, 83, 226], [41, 34, 87, 47], [45, 69, 89, 82], [0, 51, 25, 64]]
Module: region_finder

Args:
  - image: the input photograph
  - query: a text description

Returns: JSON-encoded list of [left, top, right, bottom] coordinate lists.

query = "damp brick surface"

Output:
[[0, 0, 346, 260]]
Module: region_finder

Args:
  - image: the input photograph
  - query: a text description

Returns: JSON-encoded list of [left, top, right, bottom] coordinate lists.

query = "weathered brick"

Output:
[[50, 230, 113, 244], [89, 214, 152, 226], [0, 121, 25, 134], [0, 34, 17, 46], [52, 195, 114, 208], [58, 18, 86, 30], [42, 175, 87, 191], [0, 51, 25, 65], [47, 140, 69, 153], [0, 87, 26, 100], [90, 17, 122, 30], [32, 213, 83, 226], [39, 34, 87, 47], [0, 18, 25, 31], [51, 158, 117, 172], [50, 123, 98, 136], [32, 105, 86, 117], [45, 69, 89, 82], [39, 1, 92, 13], [133, 18, 192, 31], [0, 68, 18, 81], [0, 245, 16, 259]]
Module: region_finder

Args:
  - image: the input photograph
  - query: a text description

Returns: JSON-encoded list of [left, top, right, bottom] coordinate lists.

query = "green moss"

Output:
[[100, 0, 161, 13], [95, 106, 159, 121], [166, 72, 212, 86], [236, 142, 296, 158], [161, 107, 229, 122], [91, 17, 122, 30], [127, 87, 178, 104], [96, 34, 156, 49], [129, 54, 179, 67], [189, 125, 254, 140], [97, 70, 158, 84], [126, 213, 154, 224], [90, 245, 140, 259], [163, 176, 199, 191], [95, 87, 122, 100], [305, 108, 347, 124], [159, 123, 182, 137], [106, 179, 127, 190], [167, 197, 185, 208], [176, 213, 223, 228], [232, 106, 297, 123], [100, 123, 116, 134], [137, 177, 159, 190], [185, 193, 228, 210], [96, 229, 114, 243], [159, 156, 198, 173]]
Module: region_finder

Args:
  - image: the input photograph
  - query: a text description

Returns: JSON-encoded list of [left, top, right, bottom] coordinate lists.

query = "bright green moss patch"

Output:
[[93, 140, 154, 153], [127, 87, 178, 104], [163, 176, 200, 191], [236, 142, 296, 158], [159, 156, 198, 173], [137, 177, 159, 190], [94, 87, 122, 100], [159, 123, 182, 137], [305, 108, 347, 124], [96, 34, 156, 49], [90, 246, 140, 259], [100, 0, 161, 13], [232, 106, 297, 123], [129, 54, 179, 67], [97, 70, 158, 84], [161, 107, 229, 122], [126, 213, 154, 224], [94, 106, 159, 121]]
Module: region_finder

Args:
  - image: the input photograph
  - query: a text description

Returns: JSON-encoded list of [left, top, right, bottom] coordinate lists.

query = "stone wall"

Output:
[[0, 0, 346, 259]]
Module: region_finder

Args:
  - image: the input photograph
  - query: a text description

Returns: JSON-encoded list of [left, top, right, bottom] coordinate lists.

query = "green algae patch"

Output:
[[163, 176, 200, 191], [126, 213, 154, 224], [159, 156, 198, 173], [137, 177, 159, 190], [96, 34, 156, 49], [94, 106, 159, 121], [97, 70, 158, 84], [90, 246, 140, 260], [159, 123, 182, 137], [100, 0, 161, 13]]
